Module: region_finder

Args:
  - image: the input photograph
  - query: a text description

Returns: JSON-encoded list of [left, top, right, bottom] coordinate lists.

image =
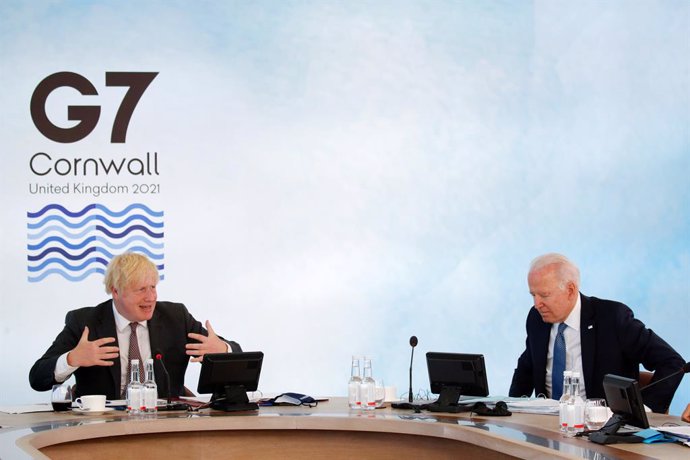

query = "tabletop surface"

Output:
[[1, 398, 688, 459]]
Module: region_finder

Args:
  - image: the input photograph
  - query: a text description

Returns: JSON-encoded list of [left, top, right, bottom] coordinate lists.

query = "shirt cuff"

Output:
[[54, 351, 79, 382]]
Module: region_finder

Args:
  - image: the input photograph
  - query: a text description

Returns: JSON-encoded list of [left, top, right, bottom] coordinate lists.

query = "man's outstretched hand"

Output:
[[187, 320, 228, 362], [66, 326, 119, 367]]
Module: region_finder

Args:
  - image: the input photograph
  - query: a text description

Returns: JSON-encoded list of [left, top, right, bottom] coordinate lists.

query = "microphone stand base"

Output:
[[158, 402, 191, 411], [209, 401, 259, 412]]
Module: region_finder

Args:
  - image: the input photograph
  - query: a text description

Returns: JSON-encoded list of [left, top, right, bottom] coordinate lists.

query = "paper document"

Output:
[[0, 404, 54, 414], [655, 425, 690, 440], [505, 398, 560, 415], [445, 396, 559, 415]]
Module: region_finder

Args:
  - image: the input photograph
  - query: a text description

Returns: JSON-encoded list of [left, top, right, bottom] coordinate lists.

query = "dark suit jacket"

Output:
[[29, 300, 242, 399], [508, 294, 684, 413]]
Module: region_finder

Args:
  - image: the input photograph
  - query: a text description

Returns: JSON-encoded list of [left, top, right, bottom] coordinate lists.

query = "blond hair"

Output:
[[104, 252, 159, 294]]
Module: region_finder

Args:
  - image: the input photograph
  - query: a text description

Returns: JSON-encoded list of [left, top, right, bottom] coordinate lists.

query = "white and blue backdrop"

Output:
[[1, 0, 688, 415]]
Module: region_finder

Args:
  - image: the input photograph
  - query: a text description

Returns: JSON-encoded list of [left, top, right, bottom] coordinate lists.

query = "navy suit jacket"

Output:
[[508, 294, 684, 413], [29, 300, 242, 399]]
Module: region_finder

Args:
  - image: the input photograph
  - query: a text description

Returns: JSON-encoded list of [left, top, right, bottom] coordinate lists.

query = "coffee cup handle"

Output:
[[75, 398, 83, 409]]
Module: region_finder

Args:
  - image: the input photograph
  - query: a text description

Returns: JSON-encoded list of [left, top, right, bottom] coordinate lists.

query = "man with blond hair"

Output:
[[30, 252, 241, 399], [509, 253, 684, 414]]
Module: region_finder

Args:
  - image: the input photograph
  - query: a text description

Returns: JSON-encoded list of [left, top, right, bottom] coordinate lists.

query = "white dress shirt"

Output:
[[112, 303, 151, 395], [55, 302, 151, 396], [545, 295, 587, 399], [55, 301, 232, 394]]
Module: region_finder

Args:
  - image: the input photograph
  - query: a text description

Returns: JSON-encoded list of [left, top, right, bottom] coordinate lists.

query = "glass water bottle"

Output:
[[348, 356, 362, 409]]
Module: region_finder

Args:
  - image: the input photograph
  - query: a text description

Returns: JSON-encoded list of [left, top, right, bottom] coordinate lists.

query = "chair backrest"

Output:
[[638, 371, 654, 389], [638, 370, 669, 414]]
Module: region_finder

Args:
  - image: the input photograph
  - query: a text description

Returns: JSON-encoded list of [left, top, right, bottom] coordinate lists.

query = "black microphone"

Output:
[[154, 353, 172, 405], [155, 353, 188, 411], [640, 362, 690, 392], [408, 336, 418, 403]]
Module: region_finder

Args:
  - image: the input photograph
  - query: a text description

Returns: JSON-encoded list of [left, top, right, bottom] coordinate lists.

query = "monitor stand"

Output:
[[588, 414, 644, 444], [426, 386, 472, 413], [210, 385, 259, 412]]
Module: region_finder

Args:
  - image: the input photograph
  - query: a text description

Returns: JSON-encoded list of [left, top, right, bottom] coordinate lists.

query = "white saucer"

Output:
[[72, 407, 116, 415]]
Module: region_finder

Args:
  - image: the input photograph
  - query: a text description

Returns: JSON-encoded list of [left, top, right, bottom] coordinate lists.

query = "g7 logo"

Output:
[[31, 71, 158, 143]]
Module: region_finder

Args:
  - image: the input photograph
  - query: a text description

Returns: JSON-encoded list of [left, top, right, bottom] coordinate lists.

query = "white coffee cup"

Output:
[[75, 395, 107, 411]]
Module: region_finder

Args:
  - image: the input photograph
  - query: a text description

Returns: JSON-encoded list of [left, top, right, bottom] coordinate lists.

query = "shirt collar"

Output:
[[111, 301, 148, 333], [563, 294, 582, 332]]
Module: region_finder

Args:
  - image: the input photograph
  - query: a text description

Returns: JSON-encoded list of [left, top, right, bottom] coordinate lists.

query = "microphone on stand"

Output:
[[155, 353, 189, 411], [640, 362, 690, 392], [408, 336, 418, 403]]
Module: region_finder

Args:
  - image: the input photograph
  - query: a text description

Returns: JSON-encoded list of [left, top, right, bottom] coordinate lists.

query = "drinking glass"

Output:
[[51, 383, 73, 411], [374, 379, 385, 408], [585, 398, 608, 431]]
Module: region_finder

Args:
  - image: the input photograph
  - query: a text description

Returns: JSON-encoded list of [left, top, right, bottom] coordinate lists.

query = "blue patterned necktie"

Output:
[[551, 322, 567, 400]]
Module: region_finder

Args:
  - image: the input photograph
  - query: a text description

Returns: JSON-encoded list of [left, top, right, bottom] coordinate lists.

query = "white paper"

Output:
[[505, 397, 560, 415], [655, 425, 690, 440], [0, 404, 54, 414]]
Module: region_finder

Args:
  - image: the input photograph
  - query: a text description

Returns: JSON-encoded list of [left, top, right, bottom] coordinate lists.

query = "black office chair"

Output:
[[638, 371, 654, 389], [638, 370, 670, 414]]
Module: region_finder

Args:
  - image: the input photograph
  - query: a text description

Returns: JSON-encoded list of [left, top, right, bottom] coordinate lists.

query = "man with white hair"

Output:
[[509, 253, 684, 413]]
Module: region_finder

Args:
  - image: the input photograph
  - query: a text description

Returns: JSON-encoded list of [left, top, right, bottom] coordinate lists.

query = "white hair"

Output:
[[529, 253, 580, 289]]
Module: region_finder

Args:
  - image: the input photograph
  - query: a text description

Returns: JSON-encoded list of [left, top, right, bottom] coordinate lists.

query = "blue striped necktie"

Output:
[[551, 322, 567, 400]]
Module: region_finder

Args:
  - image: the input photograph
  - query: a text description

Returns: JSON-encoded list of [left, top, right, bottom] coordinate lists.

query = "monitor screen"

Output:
[[197, 351, 264, 409], [602, 374, 649, 430], [426, 352, 489, 398]]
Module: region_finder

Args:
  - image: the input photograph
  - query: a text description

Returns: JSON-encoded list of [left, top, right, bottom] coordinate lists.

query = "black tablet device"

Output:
[[602, 374, 649, 431], [426, 352, 489, 412], [197, 351, 264, 411]]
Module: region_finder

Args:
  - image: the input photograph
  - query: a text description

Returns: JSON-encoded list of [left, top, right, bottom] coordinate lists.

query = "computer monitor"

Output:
[[426, 352, 489, 412], [197, 351, 264, 411], [600, 374, 649, 433]]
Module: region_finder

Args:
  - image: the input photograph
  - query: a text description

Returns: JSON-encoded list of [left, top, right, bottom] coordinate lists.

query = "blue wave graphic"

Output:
[[95, 235, 164, 250], [27, 203, 165, 282], [28, 225, 97, 240], [96, 224, 163, 239], [28, 257, 109, 273], [27, 246, 164, 262], [28, 267, 106, 283], [28, 246, 98, 261], [28, 236, 97, 251], [28, 267, 167, 283], [27, 204, 97, 219], [28, 203, 163, 219], [27, 213, 164, 230]]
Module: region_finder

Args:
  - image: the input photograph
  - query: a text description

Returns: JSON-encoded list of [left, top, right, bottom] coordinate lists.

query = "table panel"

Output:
[[1, 398, 686, 459]]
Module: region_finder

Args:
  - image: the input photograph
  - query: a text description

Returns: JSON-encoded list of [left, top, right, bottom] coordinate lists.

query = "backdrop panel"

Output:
[[1, 0, 688, 415]]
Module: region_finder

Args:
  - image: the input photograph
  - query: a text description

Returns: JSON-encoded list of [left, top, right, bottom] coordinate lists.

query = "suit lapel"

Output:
[[533, 310, 551, 395], [148, 306, 161, 357], [580, 294, 596, 392], [93, 301, 121, 394], [147, 306, 165, 388]]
